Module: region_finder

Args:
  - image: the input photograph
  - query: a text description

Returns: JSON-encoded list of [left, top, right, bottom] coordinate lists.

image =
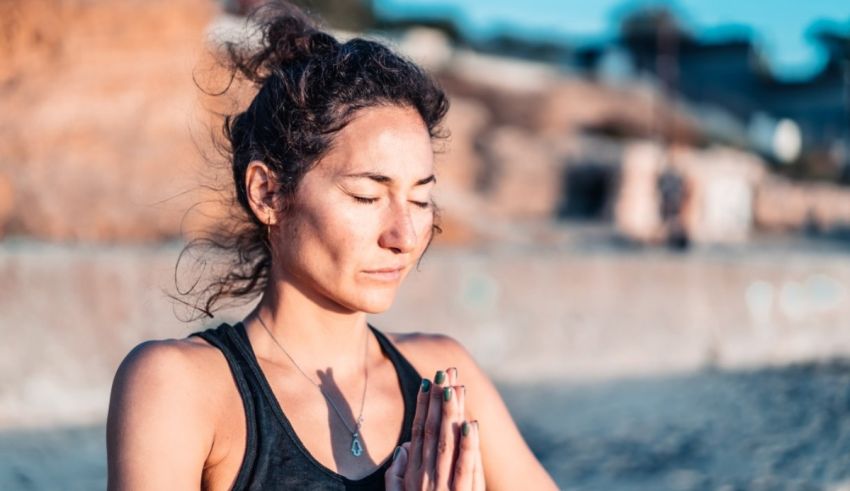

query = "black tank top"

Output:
[[190, 322, 421, 490]]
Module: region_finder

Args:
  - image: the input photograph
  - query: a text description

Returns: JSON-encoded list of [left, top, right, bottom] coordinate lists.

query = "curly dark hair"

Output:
[[173, 2, 450, 320]]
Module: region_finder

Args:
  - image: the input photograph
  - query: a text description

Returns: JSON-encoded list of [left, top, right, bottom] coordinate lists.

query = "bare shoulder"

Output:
[[384, 331, 470, 363], [385, 330, 466, 355], [383, 331, 484, 387], [106, 335, 231, 489], [109, 334, 234, 432], [112, 335, 224, 397]]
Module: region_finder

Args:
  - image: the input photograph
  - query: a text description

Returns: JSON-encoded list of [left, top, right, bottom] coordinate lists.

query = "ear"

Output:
[[245, 160, 280, 224]]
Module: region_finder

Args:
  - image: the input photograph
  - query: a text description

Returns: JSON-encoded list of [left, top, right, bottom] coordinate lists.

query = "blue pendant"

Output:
[[351, 433, 363, 457]]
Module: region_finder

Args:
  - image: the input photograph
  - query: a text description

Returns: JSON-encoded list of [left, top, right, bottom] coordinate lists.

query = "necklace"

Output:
[[254, 314, 369, 457]]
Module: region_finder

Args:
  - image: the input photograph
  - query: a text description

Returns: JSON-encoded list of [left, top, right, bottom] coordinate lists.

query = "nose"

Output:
[[379, 202, 418, 254]]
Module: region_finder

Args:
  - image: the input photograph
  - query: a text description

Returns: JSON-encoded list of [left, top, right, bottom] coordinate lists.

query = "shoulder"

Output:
[[108, 336, 224, 435], [106, 336, 230, 488], [109, 334, 235, 426], [385, 331, 466, 355], [384, 331, 474, 373], [383, 331, 490, 400], [111, 336, 223, 398]]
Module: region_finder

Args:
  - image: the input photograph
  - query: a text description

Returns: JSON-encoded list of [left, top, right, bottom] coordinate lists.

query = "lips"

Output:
[[362, 266, 405, 281], [364, 266, 404, 273]]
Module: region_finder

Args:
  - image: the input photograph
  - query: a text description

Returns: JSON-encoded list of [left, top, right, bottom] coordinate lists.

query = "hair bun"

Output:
[[264, 14, 338, 65], [229, 5, 340, 84]]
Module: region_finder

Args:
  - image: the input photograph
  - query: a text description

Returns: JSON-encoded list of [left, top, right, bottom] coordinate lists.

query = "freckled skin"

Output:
[[108, 103, 558, 491], [272, 105, 437, 314]]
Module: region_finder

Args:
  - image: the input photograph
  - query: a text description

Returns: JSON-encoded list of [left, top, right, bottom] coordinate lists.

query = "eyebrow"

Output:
[[343, 172, 436, 186]]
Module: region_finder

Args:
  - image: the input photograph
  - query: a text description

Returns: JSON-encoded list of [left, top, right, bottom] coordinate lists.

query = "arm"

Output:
[[106, 340, 214, 490], [395, 333, 558, 490]]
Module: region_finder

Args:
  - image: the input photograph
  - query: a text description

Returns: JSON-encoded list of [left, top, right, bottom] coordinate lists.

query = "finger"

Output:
[[422, 370, 447, 476], [435, 384, 462, 488], [448, 368, 462, 424], [472, 421, 486, 491], [455, 384, 467, 467], [447, 366, 458, 386], [457, 384, 466, 423], [408, 377, 432, 472], [451, 421, 475, 490], [385, 444, 408, 491], [455, 385, 467, 468]]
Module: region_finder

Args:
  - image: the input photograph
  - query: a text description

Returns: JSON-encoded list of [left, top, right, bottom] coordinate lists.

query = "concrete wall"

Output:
[[3, 239, 849, 428]]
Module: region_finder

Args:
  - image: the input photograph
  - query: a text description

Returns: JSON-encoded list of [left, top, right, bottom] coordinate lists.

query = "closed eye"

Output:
[[353, 196, 379, 204], [353, 195, 430, 209]]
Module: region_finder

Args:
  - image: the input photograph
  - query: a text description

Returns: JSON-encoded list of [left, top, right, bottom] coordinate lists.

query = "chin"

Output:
[[347, 289, 399, 314], [357, 296, 397, 314], [331, 274, 403, 314]]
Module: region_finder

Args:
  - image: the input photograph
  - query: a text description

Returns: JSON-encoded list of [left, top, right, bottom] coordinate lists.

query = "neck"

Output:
[[244, 277, 372, 375]]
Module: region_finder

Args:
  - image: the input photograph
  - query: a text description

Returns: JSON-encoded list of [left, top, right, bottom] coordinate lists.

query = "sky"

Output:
[[374, 0, 850, 81]]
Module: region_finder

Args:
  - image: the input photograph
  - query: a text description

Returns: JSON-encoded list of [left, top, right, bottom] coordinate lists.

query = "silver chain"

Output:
[[254, 314, 369, 437]]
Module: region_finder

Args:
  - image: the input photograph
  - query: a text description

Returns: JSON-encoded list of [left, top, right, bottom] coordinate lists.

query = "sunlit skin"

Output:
[[106, 105, 558, 490], [257, 104, 437, 315]]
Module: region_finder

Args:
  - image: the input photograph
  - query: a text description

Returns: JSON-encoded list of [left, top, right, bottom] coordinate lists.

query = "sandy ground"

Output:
[[507, 361, 850, 490], [3, 361, 850, 490]]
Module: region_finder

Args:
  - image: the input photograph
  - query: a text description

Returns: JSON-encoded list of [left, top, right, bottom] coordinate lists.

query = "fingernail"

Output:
[[393, 446, 402, 461], [443, 386, 453, 401], [434, 370, 446, 384], [462, 421, 470, 436], [421, 379, 431, 393]]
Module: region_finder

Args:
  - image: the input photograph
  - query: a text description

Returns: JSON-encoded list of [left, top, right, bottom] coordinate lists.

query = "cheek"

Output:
[[297, 200, 377, 262], [414, 210, 435, 247]]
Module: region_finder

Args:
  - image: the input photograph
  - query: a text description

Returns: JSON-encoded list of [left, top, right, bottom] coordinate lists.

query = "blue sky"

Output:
[[374, 0, 850, 81]]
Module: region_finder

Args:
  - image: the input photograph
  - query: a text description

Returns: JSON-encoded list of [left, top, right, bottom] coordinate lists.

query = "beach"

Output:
[[4, 361, 850, 490]]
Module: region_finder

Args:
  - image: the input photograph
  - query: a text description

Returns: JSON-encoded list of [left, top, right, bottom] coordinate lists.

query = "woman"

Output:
[[106, 4, 557, 490]]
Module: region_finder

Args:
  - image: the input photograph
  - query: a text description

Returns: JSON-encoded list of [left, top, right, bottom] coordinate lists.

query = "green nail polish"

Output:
[[393, 446, 402, 461], [462, 422, 470, 436], [421, 379, 431, 393], [435, 370, 446, 384], [443, 386, 453, 402]]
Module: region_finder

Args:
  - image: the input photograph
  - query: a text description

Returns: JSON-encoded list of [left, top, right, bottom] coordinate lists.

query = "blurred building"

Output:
[[578, 9, 850, 182], [378, 4, 850, 182], [370, 3, 850, 247]]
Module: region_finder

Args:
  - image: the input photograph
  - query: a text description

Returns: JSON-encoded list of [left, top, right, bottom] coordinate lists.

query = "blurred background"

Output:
[[2, 0, 850, 489]]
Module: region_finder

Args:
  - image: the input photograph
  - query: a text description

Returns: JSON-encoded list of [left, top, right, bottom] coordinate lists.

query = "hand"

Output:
[[385, 368, 485, 490]]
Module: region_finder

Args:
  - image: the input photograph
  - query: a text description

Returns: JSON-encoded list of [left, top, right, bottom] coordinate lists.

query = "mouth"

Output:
[[362, 266, 405, 281]]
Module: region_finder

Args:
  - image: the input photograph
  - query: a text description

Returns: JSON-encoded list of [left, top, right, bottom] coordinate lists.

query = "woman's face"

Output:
[[273, 104, 436, 314]]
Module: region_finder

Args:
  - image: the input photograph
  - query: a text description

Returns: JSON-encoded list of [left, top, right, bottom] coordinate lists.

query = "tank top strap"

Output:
[[368, 323, 422, 443], [190, 322, 260, 490]]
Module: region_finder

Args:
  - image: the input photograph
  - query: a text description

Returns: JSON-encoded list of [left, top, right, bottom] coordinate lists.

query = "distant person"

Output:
[[106, 3, 557, 490], [658, 169, 690, 250]]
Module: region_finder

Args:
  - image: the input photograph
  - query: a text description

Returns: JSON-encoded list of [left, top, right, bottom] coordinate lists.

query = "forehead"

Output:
[[317, 105, 435, 179]]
